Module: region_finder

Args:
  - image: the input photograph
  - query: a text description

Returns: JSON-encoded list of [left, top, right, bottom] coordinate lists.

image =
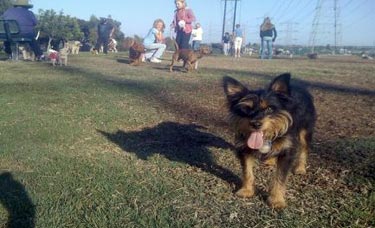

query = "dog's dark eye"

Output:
[[264, 107, 273, 114]]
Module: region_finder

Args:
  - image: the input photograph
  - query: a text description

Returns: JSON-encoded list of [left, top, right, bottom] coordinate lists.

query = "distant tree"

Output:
[[36, 9, 83, 49], [0, 0, 12, 15]]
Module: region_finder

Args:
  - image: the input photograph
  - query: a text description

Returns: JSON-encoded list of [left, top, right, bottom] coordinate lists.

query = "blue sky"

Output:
[[31, 0, 375, 46]]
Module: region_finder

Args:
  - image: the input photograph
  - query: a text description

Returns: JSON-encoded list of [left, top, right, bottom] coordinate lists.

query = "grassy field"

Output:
[[0, 52, 374, 227]]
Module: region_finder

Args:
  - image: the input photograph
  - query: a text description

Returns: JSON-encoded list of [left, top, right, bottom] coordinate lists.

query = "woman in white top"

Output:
[[191, 23, 203, 51]]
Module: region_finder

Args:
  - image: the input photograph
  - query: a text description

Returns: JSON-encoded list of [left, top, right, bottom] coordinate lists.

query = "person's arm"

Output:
[[185, 8, 195, 24], [110, 27, 115, 38], [155, 31, 164, 43], [272, 27, 277, 42]]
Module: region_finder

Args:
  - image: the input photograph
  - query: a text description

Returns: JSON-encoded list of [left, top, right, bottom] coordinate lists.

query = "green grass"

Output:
[[0, 53, 374, 227]]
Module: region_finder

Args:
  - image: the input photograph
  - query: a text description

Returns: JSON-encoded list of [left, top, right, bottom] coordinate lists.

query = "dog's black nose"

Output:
[[251, 121, 262, 129]]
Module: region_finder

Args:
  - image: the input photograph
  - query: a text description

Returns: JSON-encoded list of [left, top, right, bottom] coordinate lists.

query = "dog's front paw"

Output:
[[267, 196, 287, 209], [293, 164, 306, 175], [235, 187, 255, 198]]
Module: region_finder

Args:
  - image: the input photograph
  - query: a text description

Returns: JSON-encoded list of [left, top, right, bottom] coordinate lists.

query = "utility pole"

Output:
[[221, 0, 227, 40], [221, 0, 241, 39]]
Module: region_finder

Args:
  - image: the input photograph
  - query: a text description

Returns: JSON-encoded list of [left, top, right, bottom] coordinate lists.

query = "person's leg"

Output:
[[261, 39, 266, 59], [95, 37, 103, 52], [237, 38, 243, 58], [29, 38, 43, 58], [4, 41, 11, 55], [181, 32, 191, 49], [268, 40, 273, 59], [144, 50, 156, 59], [233, 39, 238, 58], [176, 30, 184, 49], [144, 43, 166, 60], [103, 37, 109, 54], [152, 43, 166, 59], [265, 39, 271, 59], [193, 40, 201, 51], [223, 43, 228, 55]]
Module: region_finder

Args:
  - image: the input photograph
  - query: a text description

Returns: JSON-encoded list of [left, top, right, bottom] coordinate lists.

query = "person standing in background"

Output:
[[191, 23, 203, 51], [171, 0, 196, 49], [222, 32, 231, 56], [95, 18, 114, 54], [233, 24, 243, 59], [260, 17, 277, 59]]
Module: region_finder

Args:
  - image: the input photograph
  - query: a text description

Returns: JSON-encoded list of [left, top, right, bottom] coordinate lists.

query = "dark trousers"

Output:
[[176, 30, 191, 49], [95, 36, 110, 54]]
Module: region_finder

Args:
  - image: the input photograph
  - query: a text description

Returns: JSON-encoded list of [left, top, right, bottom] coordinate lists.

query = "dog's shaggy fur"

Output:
[[123, 38, 145, 66], [108, 38, 118, 53], [48, 48, 69, 66], [19, 44, 35, 61], [223, 73, 316, 209], [66, 41, 82, 55], [58, 47, 69, 66], [169, 40, 211, 72]]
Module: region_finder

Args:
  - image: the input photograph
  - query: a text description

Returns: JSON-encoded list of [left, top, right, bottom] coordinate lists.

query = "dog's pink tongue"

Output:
[[247, 131, 264, 149]]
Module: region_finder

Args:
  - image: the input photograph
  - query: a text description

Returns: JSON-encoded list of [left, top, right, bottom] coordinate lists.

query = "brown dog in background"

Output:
[[123, 37, 145, 66], [169, 40, 211, 72]]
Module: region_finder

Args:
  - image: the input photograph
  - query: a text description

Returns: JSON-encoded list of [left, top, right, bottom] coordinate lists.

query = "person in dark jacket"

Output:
[[260, 17, 277, 59], [222, 32, 231, 56], [94, 18, 114, 54], [2, 0, 44, 60]]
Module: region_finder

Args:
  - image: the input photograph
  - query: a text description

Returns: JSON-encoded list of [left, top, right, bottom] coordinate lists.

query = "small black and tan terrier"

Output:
[[223, 73, 316, 209]]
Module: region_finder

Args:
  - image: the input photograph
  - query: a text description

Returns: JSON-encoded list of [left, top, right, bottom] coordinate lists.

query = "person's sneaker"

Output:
[[150, 57, 161, 63]]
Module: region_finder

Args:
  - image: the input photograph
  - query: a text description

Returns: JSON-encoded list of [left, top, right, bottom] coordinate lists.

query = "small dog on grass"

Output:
[[19, 44, 35, 61], [48, 47, 69, 66], [58, 47, 69, 66], [223, 73, 316, 209], [169, 40, 211, 72], [123, 37, 145, 66]]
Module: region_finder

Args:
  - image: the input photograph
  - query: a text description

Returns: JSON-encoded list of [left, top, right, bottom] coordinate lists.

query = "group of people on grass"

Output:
[[222, 18, 277, 59], [1, 0, 277, 61]]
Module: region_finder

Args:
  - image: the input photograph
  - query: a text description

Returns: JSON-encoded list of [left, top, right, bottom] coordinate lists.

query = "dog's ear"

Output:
[[223, 76, 249, 103], [269, 73, 291, 95]]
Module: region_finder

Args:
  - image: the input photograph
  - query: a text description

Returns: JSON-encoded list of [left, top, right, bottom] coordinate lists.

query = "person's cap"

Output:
[[13, 0, 33, 8]]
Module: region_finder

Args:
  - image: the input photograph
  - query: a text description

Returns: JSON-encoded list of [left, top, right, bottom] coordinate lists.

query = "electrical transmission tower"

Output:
[[221, 0, 241, 39], [309, 0, 324, 53], [309, 0, 342, 54], [333, 0, 342, 54], [280, 22, 299, 47]]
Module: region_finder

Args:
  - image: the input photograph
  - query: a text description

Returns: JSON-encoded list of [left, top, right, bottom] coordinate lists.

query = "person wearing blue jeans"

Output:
[[143, 19, 167, 63], [260, 17, 277, 59], [261, 37, 274, 59]]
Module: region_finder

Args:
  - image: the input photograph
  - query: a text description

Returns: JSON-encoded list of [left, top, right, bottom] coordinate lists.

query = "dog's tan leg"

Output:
[[236, 154, 256, 198], [169, 59, 175, 72], [186, 62, 193, 72], [268, 154, 293, 209], [293, 129, 309, 175]]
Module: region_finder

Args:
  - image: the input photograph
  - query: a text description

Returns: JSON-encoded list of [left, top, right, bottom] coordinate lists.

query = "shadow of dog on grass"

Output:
[[97, 121, 240, 185], [0, 172, 36, 228]]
